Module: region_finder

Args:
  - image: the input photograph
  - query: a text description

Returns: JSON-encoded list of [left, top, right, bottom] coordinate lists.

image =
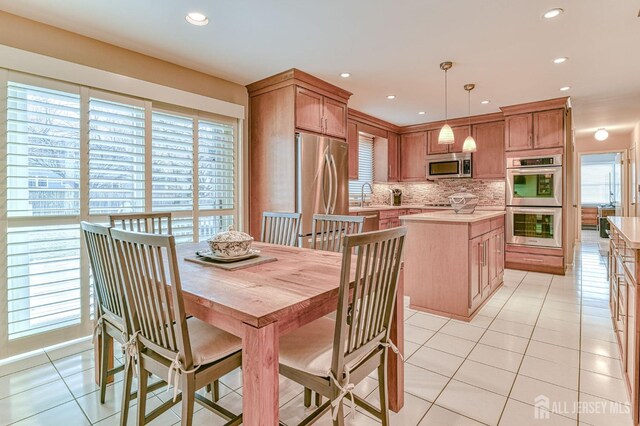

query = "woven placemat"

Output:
[[184, 254, 277, 271]]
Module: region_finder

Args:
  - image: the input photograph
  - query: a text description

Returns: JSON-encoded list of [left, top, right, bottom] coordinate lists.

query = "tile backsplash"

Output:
[[371, 180, 505, 206]]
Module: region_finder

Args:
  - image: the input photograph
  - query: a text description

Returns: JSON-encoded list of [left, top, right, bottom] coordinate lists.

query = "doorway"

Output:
[[578, 152, 625, 245]]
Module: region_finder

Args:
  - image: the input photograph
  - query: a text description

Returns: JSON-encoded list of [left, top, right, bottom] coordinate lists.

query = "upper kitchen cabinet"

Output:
[[472, 121, 505, 179], [295, 86, 347, 139], [501, 97, 568, 152], [400, 132, 427, 181], [387, 132, 400, 181], [347, 120, 359, 179], [246, 68, 352, 237], [427, 126, 469, 154]]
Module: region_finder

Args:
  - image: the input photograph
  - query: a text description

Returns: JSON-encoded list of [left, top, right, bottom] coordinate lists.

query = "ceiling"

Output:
[[2, 0, 639, 136]]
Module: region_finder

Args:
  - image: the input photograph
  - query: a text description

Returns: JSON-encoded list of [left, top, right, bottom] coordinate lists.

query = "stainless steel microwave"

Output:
[[426, 153, 472, 179]]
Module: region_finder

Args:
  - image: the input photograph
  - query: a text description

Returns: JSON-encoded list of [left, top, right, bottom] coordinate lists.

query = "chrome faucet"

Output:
[[360, 182, 373, 207]]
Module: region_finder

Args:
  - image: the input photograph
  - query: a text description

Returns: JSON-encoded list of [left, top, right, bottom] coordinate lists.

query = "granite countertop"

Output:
[[608, 216, 640, 249], [399, 210, 506, 223], [349, 204, 505, 213]]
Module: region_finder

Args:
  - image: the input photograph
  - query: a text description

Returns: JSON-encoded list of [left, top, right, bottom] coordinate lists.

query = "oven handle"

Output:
[[508, 168, 560, 174], [508, 207, 560, 215]]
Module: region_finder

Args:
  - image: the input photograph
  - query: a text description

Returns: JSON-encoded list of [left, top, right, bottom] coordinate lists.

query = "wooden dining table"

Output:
[[97, 241, 405, 425]]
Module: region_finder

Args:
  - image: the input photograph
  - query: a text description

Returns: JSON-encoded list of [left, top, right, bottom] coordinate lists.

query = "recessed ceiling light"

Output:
[[543, 8, 564, 19], [595, 128, 609, 141], [559, 86, 571, 91], [186, 12, 209, 26], [481, 100, 490, 104], [553, 57, 568, 64], [418, 111, 426, 115], [340, 72, 351, 78], [386, 95, 396, 100]]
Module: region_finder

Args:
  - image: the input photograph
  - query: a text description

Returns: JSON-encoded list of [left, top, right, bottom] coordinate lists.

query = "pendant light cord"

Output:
[[468, 89, 471, 132], [444, 69, 448, 123]]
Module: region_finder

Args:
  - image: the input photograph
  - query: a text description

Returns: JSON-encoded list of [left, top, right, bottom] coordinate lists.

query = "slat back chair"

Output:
[[278, 227, 406, 426], [261, 212, 301, 246], [110, 228, 242, 426], [81, 222, 131, 415], [109, 212, 173, 235], [311, 214, 364, 252]]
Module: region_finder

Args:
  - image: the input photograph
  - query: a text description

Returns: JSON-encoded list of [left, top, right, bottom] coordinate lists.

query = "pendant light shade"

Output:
[[439, 124, 455, 144], [462, 83, 477, 153], [438, 62, 454, 145]]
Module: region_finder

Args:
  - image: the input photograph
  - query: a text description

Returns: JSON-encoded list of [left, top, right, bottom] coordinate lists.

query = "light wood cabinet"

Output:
[[469, 235, 483, 312], [534, 109, 564, 149], [505, 113, 533, 151], [426, 126, 469, 155], [387, 132, 400, 182], [323, 97, 347, 138], [472, 121, 505, 179], [347, 120, 359, 179], [295, 87, 323, 134], [427, 129, 448, 155], [505, 109, 564, 151], [489, 229, 505, 290], [400, 132, 427, 181], [295, 86, 347, 138]]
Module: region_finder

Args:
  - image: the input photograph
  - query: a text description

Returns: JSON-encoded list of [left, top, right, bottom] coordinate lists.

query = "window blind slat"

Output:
[[349, 135, 375, 199]]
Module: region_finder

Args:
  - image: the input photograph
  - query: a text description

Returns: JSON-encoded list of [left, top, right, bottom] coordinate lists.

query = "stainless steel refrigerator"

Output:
[[296, 132, 349, 247]]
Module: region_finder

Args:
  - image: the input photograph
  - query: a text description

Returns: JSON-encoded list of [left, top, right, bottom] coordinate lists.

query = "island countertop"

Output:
[[608, 216, 640, 249], [399, 210, 506, 223]]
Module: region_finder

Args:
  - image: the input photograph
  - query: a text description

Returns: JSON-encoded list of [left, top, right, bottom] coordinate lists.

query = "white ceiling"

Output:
[[2, 0, 639, 136]]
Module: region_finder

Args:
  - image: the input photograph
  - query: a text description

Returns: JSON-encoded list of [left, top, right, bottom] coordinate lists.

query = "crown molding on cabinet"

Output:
[[246, 68, 352, 103], [500, 97, 569, 116]]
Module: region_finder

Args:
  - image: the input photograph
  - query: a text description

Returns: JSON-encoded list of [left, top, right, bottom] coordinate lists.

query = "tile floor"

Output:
[[0, 231, 633, 425]]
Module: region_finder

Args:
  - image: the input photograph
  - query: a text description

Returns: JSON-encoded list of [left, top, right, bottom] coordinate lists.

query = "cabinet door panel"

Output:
[[534, 109, 564, 149], [388, 132, 400, 182], [505, 114, 532, 151], [481, 237, 490, 296], [626, 282, 635, 385], [427, 129, 449, 155], [347, 120, 359, 180], [295, 87, 323, 133], [469, 236, 483, 310], [472, 121, 505, 179], [450, 126, 470, 154], [400, 132, 427, 181], [488, 232, 498, 289], [323, 97, 347, 139], [497, 228, 504, 278]]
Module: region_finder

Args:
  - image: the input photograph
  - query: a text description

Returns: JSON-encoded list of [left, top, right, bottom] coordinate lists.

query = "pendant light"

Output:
[[462, 84, 477, 153], [438, 61, 454, 145]]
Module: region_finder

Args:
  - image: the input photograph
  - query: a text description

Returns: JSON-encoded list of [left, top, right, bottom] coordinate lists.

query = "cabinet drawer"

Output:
[[470, 220, 491, 239], [490, 217, 504, 230], [408, 209, 422, 215], [505, 251, 564, 268], [380, 209, 400, 219]]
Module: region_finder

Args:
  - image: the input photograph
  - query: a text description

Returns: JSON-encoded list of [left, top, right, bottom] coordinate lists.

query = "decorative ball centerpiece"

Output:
[[449, 192, 478, 214], [207, 226, 254, 258]]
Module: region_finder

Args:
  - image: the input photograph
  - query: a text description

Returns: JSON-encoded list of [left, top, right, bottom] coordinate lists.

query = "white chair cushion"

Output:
[[185, 317, 242, 366], [279, 317, 373, 377]]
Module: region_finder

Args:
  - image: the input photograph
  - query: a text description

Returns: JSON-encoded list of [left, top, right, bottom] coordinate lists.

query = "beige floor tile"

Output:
[[488, 318, 534, 338], [579, 370, 629, 404], [418, 405, 484, 425], [577, 393, 633, 426], [525, 340, 580, 368], [0, 379, 74, 426], [467, 343, 523, 373], [0, 352, 49, 378], [11, 401, 90, 426], [436, 380, 507, 425], [46, 338, 94, 361], [580, 351, 624, 379], [453, 359, 516, 396], [479, 330, 529, 354], [0, 362, 61, 399], [424, 333, 476, 358], [518, 356, 579, 390], [509, 375, 578, 419], [402, 363, 450, 402], [405, 312, 449, 331], [52, 350, 97, 378], [581, 337, 621, 359], [405, 324, 436, 345], [364, 391, 431, 426], [407, 346, 465, 377], [499, 398, 575, 426], [439, 321, 486, 342]]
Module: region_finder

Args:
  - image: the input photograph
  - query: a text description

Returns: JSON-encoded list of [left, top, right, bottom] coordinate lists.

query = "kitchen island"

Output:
[[400, 210, 505, 321]]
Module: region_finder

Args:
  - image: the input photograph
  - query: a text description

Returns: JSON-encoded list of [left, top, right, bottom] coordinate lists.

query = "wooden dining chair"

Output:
[[109, 212, 173, 234], [261, 212, 301, 246], [311, 214, 365, 253], [110, 228, 243, 426], [278, 227, 406, 426]]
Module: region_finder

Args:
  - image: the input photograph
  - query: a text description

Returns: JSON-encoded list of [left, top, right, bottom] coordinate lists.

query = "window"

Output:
[[581, 153, 622, 205], [348, 134, 374, 200], [1, 74, 240, 357]]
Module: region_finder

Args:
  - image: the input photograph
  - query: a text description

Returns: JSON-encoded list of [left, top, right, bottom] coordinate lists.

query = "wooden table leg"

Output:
[[387, 268, 405, 412], [94, 333, 114, 385], [242, 321, 279, 426]]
